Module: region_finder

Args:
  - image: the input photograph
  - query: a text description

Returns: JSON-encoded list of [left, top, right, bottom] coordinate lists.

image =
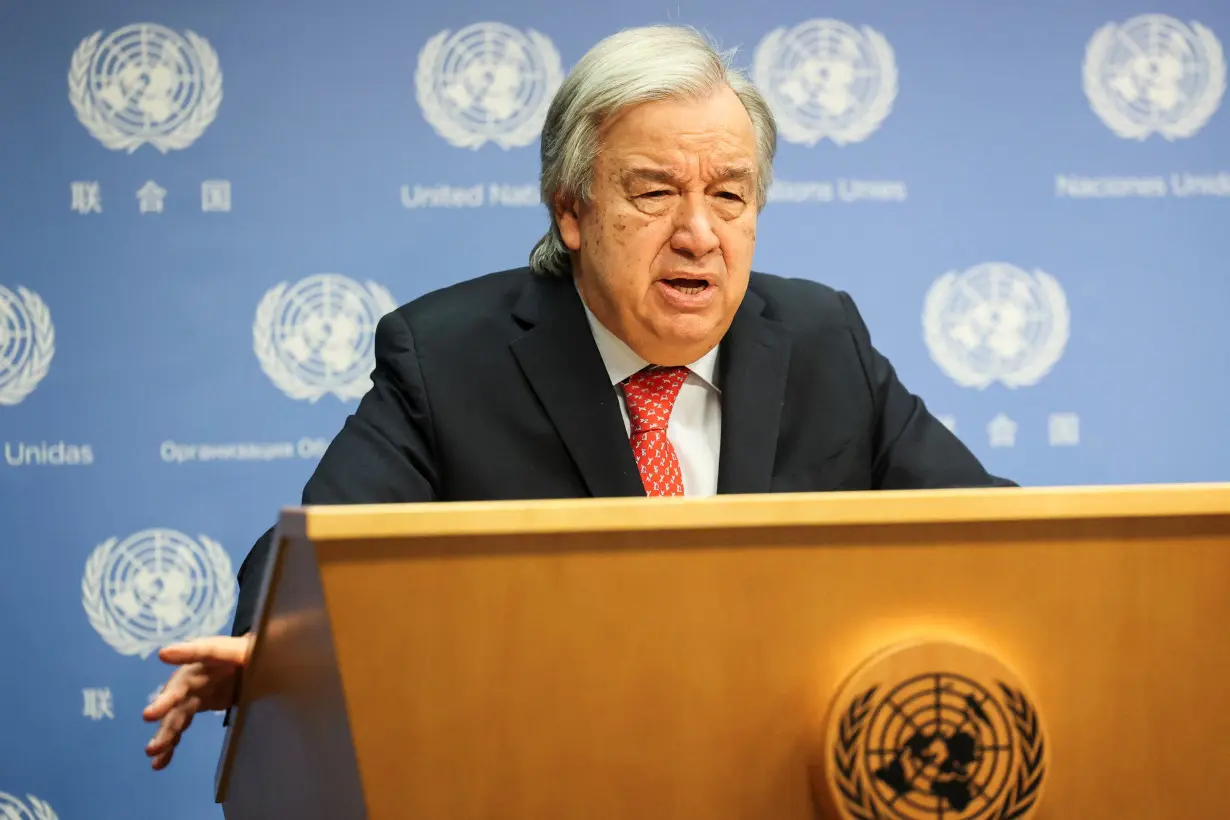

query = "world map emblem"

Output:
[[0, 284, 55, 406], [69, 22, 223, 153], [1083, 14, 1225, 141], [752, 18, 898, 146], [415, 22, 564, 149], [81, 528, 236, 659], [922, 263, 1069, 390], [0, 791, 57, 820], [822, 640, 1047, 820], [253, 273, 398, 403]]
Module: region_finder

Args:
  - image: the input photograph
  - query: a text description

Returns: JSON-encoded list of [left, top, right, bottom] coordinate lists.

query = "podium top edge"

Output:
[[279, 482, 1230, 542]]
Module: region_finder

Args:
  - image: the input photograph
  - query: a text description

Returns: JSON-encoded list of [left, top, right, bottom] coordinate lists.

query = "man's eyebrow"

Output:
[[711, 164, 756, 184], [620, 164, 757, 186], [621, 167, 681, 186]]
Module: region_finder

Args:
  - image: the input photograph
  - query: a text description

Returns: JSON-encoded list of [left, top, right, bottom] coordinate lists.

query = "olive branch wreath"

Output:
[[833, 682, 1045, 820], [833, 685, 884, 820], [990, 683, 1046, 820]]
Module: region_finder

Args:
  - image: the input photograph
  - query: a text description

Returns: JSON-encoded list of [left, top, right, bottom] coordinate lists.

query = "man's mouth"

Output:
[[661, 278, 711, 295]]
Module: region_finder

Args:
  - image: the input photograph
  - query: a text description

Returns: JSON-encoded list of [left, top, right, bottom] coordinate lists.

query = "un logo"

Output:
[[822, 640, 1047, 820], [68, 22, 222, 153], [752, 19, 897, 146], [415, 22, 564, 150], [922, 263, 1069, 390], [0, 284, 55, 406], [0, 792, 57, 820], [81, 528, 236, 659], [1084, 14, 1225, 141], [253, 273, 397, 403]]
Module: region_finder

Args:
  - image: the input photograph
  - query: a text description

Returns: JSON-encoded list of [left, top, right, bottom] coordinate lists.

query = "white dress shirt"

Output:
[[577, 294, 722, 497]]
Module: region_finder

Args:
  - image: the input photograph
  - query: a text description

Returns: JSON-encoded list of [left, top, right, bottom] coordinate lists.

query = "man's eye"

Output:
[[639, 190, 670, 198], [716, 192, 743, 201]]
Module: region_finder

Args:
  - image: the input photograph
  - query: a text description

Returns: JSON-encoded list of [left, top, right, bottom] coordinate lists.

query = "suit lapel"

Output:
[[716, 289, 792, 495], [510, 276, 646, 498]]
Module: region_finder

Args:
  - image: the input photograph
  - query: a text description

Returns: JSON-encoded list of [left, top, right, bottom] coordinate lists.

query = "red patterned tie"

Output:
[[623, 366, 689, 496]]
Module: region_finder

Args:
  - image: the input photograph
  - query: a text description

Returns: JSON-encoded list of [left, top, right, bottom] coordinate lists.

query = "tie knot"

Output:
[[624, 366, 689, 435]]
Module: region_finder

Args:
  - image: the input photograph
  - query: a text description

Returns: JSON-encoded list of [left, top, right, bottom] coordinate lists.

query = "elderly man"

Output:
[[143, 24, 1011, 770]]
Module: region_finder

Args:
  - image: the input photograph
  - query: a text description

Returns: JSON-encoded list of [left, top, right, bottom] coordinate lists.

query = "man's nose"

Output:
[[669, 195, 721, 258]]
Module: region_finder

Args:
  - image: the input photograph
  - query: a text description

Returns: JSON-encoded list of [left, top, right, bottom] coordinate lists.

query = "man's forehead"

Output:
[[618, 160, 757, 184]]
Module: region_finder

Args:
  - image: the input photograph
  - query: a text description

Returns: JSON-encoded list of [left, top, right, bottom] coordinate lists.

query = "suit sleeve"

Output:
[[837, 291, 1017, 490], [230, 309, 440, 636]]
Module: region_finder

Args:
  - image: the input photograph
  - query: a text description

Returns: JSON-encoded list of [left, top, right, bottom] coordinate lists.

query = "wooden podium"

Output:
[[214, 483, 1230, 819]]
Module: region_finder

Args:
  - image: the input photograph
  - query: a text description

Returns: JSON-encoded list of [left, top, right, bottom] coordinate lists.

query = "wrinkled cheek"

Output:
[[581, 213, 605, 256], [720, 221, 756, 265], [738, 214, 757, 244], [632, 221, 671, 264]]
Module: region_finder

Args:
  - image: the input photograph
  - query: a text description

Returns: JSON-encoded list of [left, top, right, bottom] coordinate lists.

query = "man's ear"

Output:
[[554, 192, 581, 251]]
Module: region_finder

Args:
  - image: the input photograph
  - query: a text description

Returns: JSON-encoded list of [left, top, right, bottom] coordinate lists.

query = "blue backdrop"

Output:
[[1, 0, 1226, 816]]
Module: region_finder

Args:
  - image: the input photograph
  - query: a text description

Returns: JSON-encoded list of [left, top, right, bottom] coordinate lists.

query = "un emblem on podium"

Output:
[[821, 640, 1048, 820]]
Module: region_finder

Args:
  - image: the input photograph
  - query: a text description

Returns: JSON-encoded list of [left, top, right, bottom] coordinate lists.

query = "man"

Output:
[[143, 24, 1011, 771]]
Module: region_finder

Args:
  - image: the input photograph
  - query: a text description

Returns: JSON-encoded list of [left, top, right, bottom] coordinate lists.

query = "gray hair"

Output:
[[528, 25, 777, 277]]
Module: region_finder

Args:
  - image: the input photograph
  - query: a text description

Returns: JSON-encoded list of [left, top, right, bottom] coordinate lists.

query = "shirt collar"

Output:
[[575, 279, 720, 391]]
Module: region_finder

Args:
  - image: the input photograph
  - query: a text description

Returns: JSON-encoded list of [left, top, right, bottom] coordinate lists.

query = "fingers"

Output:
[[144, 634, 252, 771], [145, 708, 188, 755], [143, 666, 203, 766], [142, 671, 184, 722], [158, 634, 251, 667], [146, 690, 202, 755], [142, 664, 200, 721], [145, 707, 190, 762], [147, 706, 197, 769]]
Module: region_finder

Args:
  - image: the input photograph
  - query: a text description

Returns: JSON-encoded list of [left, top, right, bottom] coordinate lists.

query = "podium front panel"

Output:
[[220, 485, 1230, 820]]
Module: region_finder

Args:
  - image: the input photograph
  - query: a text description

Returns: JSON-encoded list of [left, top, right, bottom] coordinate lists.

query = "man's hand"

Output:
[[142, 634, 252, 770]]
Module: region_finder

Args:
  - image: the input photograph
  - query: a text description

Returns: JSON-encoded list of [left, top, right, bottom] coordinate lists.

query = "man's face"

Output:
[[555, 85, 759, 366]]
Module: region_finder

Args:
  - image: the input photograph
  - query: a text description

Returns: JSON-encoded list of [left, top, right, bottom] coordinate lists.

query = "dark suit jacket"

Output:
[[230, 267, 1012, 635]]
